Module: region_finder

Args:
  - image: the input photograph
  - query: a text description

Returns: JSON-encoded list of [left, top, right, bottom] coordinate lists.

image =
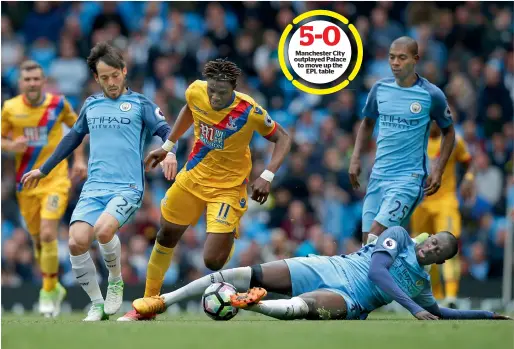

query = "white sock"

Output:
[[247, 298, 309, 320], [99, 235, 122, 283], [162, 267, 252, 306], [366, 233, 378, 244], [70, 251, 104, 304]]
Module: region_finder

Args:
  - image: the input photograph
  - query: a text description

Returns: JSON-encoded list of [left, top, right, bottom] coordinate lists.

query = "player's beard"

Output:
[[24, 89, 42, 105], [103, 82, 126, 100]]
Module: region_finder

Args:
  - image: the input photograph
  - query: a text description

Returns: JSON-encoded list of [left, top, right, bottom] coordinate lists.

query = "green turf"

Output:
[[2, 312, 513, 349]]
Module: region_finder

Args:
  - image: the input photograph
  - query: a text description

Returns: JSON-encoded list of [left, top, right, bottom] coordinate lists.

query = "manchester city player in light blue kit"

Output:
[[131, 227, 511, 321], [349, 37, 456, 244], [21, 43, 178, 321]]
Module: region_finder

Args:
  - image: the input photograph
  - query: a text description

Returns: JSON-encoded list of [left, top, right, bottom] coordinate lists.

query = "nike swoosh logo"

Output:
[[76, 272, 88, 279], [155, 249, 168, 255], [378, 101, 386, 104], [104, 258, 117, 263]]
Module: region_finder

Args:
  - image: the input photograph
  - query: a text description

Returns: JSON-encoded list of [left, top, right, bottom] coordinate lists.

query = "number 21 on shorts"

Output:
[[115, 197, 137, 217]]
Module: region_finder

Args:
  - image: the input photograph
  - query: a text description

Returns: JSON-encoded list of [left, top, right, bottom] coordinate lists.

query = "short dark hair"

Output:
[[439, 231, 459, 260], [20, 60, 44, 76], [86, 42, 125, 75], [202, 58, 242, 88], [391, 36, 419, 56]]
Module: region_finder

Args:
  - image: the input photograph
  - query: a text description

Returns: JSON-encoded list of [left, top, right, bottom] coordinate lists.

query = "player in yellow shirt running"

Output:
[[119, 58, 292, 321], [1, 60, 87, 317], [411, 120, 474, 307]]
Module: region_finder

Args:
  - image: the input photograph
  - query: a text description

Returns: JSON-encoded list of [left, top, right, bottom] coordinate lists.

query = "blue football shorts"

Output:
[[71, 188, 143, 228], [362, 178, 424, 233], [285, 255, 364, 320]]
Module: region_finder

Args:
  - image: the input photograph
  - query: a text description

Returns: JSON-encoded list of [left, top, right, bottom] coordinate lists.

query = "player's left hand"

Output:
[[424, 171, 442, 196], [71, 160, 88, 181], [144, 147, 168, 170], [160, 153, 177, 181], [459, 178, 475, 200], [21, 169, 46, 189], [251, 178, 271, 205], [492, 313, 513, 320]]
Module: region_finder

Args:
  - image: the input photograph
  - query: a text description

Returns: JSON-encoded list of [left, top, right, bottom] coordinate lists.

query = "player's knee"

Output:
[[68, 235, 88, 255], [156, 222, 185, 248], [39, 220, 58, 243], [94, 222, 116, 244], [203, 255, 225, 271]]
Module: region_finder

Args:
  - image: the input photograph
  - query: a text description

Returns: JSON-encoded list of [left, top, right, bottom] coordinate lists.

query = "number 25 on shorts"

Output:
[[388, 200, 409, 223]]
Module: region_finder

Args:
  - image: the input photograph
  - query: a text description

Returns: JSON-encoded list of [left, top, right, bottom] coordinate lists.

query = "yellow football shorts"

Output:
[[17, 189, 69, 236], [411, 201, 462, 238], [161, 172, 248, 237]]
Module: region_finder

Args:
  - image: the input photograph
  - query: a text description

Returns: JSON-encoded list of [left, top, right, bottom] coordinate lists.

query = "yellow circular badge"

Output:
[[278, 10, 363, 95]]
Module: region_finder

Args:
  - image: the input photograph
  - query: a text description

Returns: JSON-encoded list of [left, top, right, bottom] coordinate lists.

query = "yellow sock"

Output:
[[430, 265, 444, 300], [443, 255, 461, 298], [445, 280, 459, 299], [145, 242, 174, 297], [223, 243, 236, 268], [34, 245, 42, 267], [40, 240, 59, 292]]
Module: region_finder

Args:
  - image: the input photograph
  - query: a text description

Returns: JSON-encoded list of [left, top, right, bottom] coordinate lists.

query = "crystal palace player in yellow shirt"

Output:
[[119, 58, 292, 321], [1, 61, 87, 317], [411, 121, 474, 306]]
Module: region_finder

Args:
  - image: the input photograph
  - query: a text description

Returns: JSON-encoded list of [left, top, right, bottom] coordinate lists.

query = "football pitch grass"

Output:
[[2, 312, 513, 349]]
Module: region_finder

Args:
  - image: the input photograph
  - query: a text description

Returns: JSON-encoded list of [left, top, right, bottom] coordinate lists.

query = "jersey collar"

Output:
[[22, 93, 47, 107]]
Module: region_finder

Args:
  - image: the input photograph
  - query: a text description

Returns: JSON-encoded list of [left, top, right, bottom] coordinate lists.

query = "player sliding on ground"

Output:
[[119, 58, 291, 321], [132, 227, 511, 321], [21, 42, 178, 321], [349, 36, 456, 245]]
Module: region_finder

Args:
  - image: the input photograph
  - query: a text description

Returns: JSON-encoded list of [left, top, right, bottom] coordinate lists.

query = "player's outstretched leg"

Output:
[[133, 266, 254, 315], [132, 260, 293, 316], [69, 222, 108, 321], [232, 289, 348, 320], [95, 213, 124, 315]]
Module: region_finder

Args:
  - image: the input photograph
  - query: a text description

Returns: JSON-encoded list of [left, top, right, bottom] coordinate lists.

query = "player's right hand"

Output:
[[160, 153, 177, 180], [414, 310, 439, 320], [21, 169, 46, 189], [11, 136, 29, 153], [144, 148, 168, 170], [492, 313, 513, 320], [349, 159, 361, 189]]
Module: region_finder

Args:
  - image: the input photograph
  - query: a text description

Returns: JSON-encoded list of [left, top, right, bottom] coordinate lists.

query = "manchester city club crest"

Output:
[[120, 102, 132, 112], [410, 102, 422, 114]]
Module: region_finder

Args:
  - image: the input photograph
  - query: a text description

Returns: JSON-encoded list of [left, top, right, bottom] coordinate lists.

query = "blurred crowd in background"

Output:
[[1, 2, 513, 292]]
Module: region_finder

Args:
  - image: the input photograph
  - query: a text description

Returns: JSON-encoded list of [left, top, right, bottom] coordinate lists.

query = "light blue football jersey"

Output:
[[362, 75, 453, 184], [334, 226, 435, 312], [73, 89, 168, 192]]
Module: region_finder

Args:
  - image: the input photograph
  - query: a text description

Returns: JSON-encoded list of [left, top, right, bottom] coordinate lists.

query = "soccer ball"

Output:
[[202, 282, 239, 321]]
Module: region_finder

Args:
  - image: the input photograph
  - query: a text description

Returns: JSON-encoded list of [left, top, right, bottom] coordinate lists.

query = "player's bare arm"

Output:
[[349, 117, 376, 189], [251, 123, 291, 205], [1, 136, 29, 153], [425, 124, 456, 196], [145, 104, 193, 171], [459, 156, 475, 200]]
